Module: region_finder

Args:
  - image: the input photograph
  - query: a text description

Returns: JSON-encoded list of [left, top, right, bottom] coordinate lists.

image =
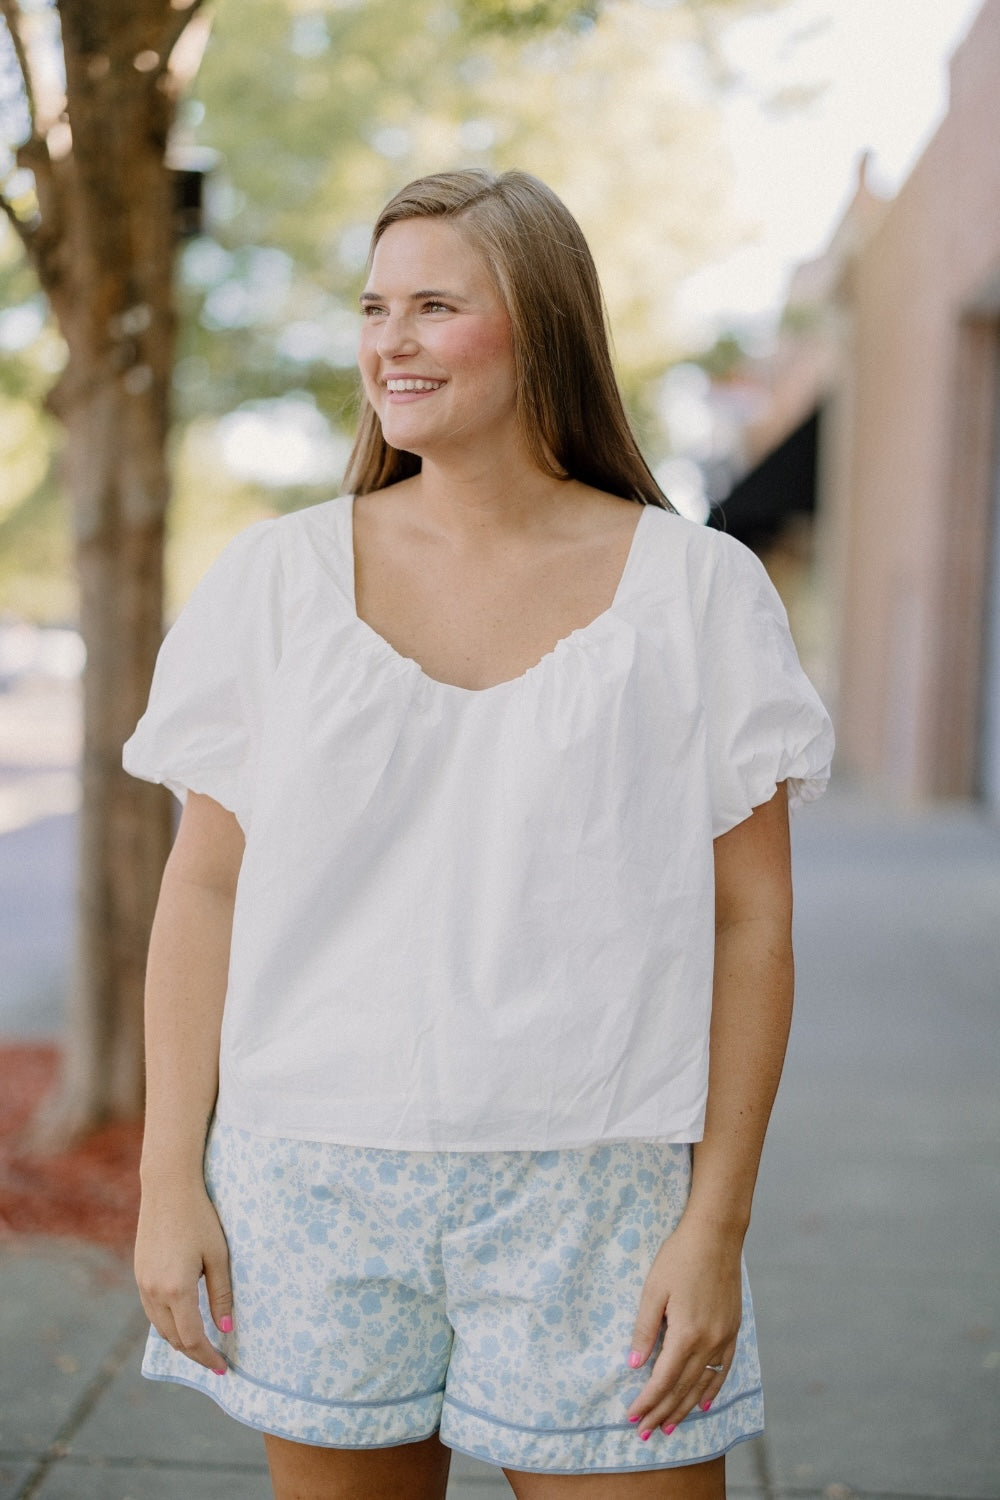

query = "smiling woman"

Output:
[[356, 218, 519, 466], [123, 169, 834, 1500], [344, 170, 669, 505]]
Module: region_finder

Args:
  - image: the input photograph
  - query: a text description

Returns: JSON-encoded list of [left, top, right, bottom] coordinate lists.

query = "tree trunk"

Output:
[[57, 395, 174, 1130], [30, 0, 190, 1137]]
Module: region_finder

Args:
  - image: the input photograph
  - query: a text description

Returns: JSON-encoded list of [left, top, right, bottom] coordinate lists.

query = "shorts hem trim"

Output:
[[141, 1367, 764, 1469], [439, 1389, 765, 1473], [442, 1427, 765, 1475], [442, 1386, 761, 1437], [225, 1357, 444, 1411]]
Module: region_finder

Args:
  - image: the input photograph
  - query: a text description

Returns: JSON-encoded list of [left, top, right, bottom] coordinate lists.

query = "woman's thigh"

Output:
[[264, 1432, 452, 1500], [503, 1454, 726, 1500]]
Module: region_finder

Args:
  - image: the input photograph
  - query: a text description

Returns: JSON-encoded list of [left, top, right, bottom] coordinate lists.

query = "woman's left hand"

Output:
[[625, 1213, 743, 1438]]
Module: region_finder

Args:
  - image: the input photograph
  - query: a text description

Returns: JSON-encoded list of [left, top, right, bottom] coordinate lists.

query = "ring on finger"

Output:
[[704, 1362, 725, 1373]]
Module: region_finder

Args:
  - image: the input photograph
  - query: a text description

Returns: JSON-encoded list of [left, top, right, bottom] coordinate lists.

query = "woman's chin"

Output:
[[382, 430, 427, 461], [378, 416, 433, 454]]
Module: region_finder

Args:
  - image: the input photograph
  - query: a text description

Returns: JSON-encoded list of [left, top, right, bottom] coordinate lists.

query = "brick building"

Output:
[[716, 0, 1000, 813]]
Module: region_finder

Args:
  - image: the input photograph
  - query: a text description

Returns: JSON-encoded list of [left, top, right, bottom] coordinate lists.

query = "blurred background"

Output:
[[1, 2, 998, 1498]]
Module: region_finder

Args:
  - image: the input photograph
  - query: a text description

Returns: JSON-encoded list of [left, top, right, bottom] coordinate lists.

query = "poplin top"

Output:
[[123, 493, 834, 1151]]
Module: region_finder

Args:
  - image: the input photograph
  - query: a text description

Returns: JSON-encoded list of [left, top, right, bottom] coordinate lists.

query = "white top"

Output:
[[123, 494, 834, 1151]]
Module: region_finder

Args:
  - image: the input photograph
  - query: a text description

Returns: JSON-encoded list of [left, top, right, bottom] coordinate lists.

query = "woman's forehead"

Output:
[[366, 218, 495, 294]]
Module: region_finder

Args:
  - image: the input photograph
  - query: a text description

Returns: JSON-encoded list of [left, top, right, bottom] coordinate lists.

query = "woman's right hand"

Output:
[[134, 1180, 234, 1374]]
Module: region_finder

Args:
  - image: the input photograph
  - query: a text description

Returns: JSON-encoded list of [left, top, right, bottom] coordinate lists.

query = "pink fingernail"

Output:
[[628, 1414, 641, 1424], [639, 1429, 652, 1442], [628, 1350, 644, 1369], [700, 1399, 713, 1412], [211, 1366, 227, 1376], [218, 1316, 233, 1333], [663, 1423, 676, 1435]]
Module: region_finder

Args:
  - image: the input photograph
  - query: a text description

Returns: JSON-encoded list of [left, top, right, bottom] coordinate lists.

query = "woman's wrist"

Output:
[[678, 1206, 749, 1249], [139, 1156, 210, 1190], [683, 1152, 755, 1244], [139, 1123, 214, 1188]]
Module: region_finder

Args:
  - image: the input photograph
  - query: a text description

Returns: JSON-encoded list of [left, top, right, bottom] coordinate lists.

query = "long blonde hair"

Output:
[[343, 169, 670, 509]]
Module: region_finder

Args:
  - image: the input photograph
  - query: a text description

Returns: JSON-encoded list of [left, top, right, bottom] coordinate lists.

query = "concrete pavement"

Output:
[[746, 787, 999, 1497], [1, 738, 998, 1495]]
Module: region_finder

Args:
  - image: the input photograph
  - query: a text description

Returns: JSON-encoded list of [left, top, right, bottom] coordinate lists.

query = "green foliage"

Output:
[[0, 0, 788, 613], [691, 329, 751, 378], [0, 224, 68, 618], [0, 427, 71, 622], [455, 0, 599, 35], [176, 0, 742, 410]]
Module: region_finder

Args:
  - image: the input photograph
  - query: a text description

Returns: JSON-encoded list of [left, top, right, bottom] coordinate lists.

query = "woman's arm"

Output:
[[626, 783, 794, 1435], [134, 790, 245, 1374]]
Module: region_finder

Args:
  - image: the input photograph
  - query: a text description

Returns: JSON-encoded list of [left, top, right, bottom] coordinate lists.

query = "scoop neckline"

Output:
[[347, 494, 649, 696]]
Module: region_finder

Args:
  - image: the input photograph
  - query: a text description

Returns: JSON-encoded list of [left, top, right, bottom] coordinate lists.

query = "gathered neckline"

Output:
[[347, 494, 649, 696]]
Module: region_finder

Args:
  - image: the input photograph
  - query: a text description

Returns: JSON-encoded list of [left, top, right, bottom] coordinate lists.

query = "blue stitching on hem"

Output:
[[144, 1343, 444, 1412], [441, 1384, 763, 1437], [222, 1357, 445, 1410], [141, 1369, 763, 1467], [441, 1428, 764, 1476]]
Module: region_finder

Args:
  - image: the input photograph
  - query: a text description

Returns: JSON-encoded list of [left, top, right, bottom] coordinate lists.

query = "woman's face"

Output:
[[358, 218, 519, 463]]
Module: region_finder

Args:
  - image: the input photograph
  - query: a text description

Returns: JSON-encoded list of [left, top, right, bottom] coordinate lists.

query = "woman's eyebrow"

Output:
[[359, 288, 466, 304]]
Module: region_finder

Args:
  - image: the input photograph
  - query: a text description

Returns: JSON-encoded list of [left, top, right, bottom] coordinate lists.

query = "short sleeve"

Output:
[[697, 532, 835, 838], [122, 520, 283, 831]]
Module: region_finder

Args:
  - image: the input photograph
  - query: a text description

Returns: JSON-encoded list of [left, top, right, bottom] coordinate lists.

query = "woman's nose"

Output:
[[376, 312, 419, 358]]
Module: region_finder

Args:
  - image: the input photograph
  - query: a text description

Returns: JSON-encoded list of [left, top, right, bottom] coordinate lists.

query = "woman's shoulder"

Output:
[[626, 502, 739, 581], [615, 504, 786, 643], [202, 495, 354, 585], [267, 493, 354, 550], [636, 501, 735, 549], [635, 505, 771, 583]]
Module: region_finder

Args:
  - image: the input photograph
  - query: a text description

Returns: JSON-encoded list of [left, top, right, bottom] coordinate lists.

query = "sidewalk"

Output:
[[1, 781, 998, 1498]]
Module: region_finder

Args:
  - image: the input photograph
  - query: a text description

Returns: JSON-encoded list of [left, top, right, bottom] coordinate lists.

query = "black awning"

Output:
[[708, 407, 819, 547]]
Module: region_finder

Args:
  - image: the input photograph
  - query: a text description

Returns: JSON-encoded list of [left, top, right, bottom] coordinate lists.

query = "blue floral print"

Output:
[[142, 1124, 764, 1471]]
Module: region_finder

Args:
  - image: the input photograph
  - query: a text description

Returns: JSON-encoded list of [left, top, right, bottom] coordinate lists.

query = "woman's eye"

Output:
[[361, 304, 387, 317], [424, 302, 450, 314]]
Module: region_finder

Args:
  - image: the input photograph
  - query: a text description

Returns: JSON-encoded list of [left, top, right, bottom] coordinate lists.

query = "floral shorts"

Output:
[[141, 1123, 764, 1473]]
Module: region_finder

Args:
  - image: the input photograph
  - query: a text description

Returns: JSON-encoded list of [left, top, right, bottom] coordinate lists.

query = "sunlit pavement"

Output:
[[2, 672, 999, 1496], [748, 786, 1000, 1498]]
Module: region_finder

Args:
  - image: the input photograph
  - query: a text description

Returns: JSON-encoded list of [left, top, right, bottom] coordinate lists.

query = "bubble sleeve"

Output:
[[697, 532, 834, 838], [122, 520, 283, 832]]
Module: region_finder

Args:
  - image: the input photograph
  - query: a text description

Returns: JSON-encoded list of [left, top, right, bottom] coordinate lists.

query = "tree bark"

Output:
[[19, 0, 197, 1137]]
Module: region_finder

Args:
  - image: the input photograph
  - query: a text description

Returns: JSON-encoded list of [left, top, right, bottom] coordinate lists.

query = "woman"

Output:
[[125, 169, 834, 1500]]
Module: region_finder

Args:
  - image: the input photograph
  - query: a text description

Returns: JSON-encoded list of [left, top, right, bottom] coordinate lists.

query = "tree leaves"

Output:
[[455, 0, 600, 35], [0, 0, 788, 608]]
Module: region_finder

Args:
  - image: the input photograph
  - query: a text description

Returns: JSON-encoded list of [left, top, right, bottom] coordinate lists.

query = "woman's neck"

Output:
[[398, 454, 582, 541]]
